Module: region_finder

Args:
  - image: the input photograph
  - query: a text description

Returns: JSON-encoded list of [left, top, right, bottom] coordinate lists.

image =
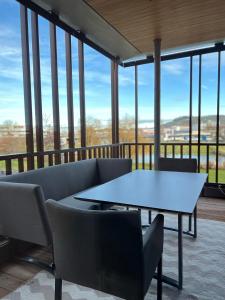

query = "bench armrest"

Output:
[[0, 182, 52, 246]]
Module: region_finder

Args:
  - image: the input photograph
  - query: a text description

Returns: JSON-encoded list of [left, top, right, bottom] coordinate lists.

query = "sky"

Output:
[[1, 0, 225, 127]]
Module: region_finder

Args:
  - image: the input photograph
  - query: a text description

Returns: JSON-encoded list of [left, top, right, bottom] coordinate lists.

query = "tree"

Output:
[[42, 114, 54, 150], [86, 116, 103, 146]]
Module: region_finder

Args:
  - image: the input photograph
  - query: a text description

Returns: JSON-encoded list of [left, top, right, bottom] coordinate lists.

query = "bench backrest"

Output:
[[0, 159, 98, 201]]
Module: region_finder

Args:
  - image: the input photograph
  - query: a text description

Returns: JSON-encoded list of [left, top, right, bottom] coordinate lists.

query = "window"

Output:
[[0, 0, 26, 155], [84, 45, 111, 146], [119, 66, 135, 143]]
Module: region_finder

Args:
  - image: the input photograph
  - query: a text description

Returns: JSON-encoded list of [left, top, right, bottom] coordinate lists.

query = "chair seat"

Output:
[[59, 196, 101, 210]]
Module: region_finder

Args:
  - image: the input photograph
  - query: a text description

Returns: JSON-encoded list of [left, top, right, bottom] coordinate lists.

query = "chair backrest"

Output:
[[46, 200, 144, 300], [158, 157, 197, 173], [97, 158, 132, 183]]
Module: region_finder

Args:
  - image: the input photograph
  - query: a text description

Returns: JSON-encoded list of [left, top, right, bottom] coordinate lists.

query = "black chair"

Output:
[[155, 157, 198, 237], [46, 199, 164, 300], [158, 157, 197, 174]]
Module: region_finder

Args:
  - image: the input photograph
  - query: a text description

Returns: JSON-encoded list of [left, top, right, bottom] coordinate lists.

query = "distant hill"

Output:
[[162, 115, 225, 127]]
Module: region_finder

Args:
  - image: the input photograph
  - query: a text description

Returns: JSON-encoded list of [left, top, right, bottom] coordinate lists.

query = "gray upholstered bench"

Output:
[[0, 158, 131, 269]]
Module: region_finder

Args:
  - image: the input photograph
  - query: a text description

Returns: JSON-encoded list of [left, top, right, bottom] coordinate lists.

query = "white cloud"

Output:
[[0, 107, 25, 124], [0, 67, 23, 81], [0, 47, 21, 58], [202, 84, 208, 90], [162, 61, 185, 75], [84, 70, 110, 85], [119, 73, 135, 86], [0, 91, 24, 104], [0, 26, 16, 39]]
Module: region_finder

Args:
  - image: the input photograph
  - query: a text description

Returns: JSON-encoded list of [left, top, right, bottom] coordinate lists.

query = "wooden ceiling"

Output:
[[86, 0, 225, 57]]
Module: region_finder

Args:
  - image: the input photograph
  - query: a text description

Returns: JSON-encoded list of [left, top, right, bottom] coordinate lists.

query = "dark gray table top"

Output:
[[74, 170, 207, 214]]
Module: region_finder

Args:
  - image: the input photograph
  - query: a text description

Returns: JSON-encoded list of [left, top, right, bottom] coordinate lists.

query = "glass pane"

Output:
[[39, 16, 54, 150], [0, 0, 26, 157], [57, 27, 68, 149], [138, 64, 154, 143], [84, 45, 111, 146], [71, 38, 80, 147], [119, 66, 135, 143], [201, 53, 218, 143], [161, 57, 190, 144]]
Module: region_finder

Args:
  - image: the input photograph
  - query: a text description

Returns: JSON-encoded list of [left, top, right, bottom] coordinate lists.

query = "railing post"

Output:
[[189, 56, 193, 158], [20, 4, 34, 170], [154, 38, 161, 170], [31, 11, 44, 168], [50, 22, 61, 164], [78, 40, 86, 159], [216, 51, 221, 183], [197, 55, 202, 173], [65, 32, 75, 161], [111, 60, 119, 158], [135, 65, 139, 169]]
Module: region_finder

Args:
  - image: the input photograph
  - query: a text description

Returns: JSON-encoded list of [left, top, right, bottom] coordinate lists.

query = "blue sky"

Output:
[[0, 0, 225, 126]]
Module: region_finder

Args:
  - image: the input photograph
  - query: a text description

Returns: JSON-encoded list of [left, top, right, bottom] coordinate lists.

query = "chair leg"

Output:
[[157, 257, 162, 300], [55, 278, 62, 300], [188, 214, 192, 232]]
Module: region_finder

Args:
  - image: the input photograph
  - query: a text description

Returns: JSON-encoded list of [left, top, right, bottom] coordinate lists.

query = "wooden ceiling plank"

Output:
[[87, 0, 225, 56]]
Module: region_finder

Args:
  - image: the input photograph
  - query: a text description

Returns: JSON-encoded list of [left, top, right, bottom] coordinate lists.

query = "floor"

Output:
[[0, 197, 224, 299], [0, 246, 52, 298], [197, 197, 225, 222]]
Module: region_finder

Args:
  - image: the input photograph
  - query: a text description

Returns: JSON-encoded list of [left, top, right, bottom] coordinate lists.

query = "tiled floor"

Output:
[[0, 246, 52, 298], [0, 197, 224, 299]]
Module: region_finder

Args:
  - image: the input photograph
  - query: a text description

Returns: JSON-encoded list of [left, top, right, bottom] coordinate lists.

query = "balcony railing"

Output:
[[122, 142, 225, 185], [1, 142, 225, 186], [0, 144, 122, 176]]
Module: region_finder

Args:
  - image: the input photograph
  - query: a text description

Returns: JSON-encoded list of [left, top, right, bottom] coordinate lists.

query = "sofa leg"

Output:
[[157, 257, 162, 300], [55, 278, 62, 300], [19, 256, 54, 274]]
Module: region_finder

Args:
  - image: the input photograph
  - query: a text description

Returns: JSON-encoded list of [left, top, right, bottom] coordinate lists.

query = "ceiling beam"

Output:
[[16, 0, 118, 62], [122, 43, 225, 67]]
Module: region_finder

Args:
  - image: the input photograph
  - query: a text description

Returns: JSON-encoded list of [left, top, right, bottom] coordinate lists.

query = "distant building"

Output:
[[0, 125, 26, 137], [163, 125, 212, 142]]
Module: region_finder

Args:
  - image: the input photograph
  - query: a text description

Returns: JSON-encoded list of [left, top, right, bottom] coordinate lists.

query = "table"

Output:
[[75, 169, 207, 289]]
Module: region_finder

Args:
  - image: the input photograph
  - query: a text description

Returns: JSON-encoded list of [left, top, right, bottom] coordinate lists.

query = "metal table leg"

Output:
[[193, 205, 197, 238], [154, 213, 183, 290], [188, 214, 192, 231], [155, 211, 196, 290], [178, 213, 183, 289], [148, 210, 152, 224]]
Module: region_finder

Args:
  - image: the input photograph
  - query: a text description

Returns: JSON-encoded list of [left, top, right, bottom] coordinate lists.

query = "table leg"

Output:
[[154, 213, 183, 290], [194, 205, 197, 238], [178, 213, 183, 290], [148, 210, 152, 224], [188, 214, 192, 231]]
